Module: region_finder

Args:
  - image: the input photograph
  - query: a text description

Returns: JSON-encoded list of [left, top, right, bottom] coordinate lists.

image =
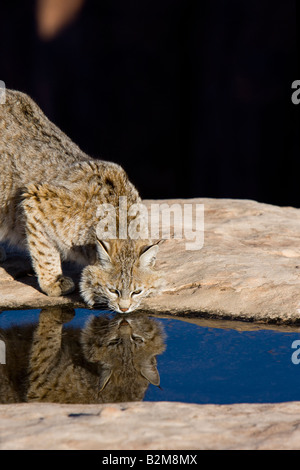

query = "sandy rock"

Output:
[[1, 198, 300, 325], [1, 401, 300, 450], [143, 198, 300, 325], [0, 253, 84, 310], [1, 198, 300, 452]]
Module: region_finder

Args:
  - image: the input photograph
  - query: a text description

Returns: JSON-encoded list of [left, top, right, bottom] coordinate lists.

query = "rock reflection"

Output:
[[0, 307, 166, 404]]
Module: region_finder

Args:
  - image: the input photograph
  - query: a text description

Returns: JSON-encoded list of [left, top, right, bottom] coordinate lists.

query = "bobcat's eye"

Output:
[[131, 334, 144, 344], [108, 288, 120, 296], [107, 338, 121, 346], [131, 289, 143, 297]]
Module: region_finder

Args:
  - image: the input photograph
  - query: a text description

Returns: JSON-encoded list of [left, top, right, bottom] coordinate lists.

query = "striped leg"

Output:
[[24, 213, 74, 297]]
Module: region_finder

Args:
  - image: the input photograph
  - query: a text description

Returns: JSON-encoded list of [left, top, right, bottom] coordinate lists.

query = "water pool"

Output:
[[1, 308, 300, 405]]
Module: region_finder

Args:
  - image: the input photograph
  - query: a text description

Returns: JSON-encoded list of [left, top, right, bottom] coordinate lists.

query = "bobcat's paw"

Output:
[[41, 275, 75, 297], [0, 246, 6, 263]]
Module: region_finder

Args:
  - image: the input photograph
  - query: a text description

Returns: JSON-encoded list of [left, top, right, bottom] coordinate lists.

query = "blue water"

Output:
[[144, 319, 300, 404], [1, 309, 300, 405]]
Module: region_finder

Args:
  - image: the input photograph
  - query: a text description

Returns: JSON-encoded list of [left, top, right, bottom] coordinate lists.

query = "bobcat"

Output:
[[0, 89, 162, 312], [0, 307, 166, 403]]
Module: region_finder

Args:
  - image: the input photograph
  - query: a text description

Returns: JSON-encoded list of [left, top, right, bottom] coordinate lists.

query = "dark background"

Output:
[[0, 0, 299, 205]]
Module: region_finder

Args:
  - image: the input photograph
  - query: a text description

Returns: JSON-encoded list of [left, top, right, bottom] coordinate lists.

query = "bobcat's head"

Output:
[[80, 239, 163, 313]]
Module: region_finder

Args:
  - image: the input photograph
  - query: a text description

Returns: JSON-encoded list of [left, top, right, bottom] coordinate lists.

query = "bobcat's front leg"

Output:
[[26, 225, 74, 296], [22, 185, 75, 297]]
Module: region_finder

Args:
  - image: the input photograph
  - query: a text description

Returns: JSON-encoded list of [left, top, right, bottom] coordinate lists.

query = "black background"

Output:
[[0, 0, 299, 205]]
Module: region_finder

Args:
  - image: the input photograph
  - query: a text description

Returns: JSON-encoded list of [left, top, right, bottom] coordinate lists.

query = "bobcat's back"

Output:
[[0, 90, 140, 248], [0, 89, 90, 189]]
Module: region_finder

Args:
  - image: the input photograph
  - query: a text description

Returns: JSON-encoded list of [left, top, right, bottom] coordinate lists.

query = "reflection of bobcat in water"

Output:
[[0, 308, 166, 404], [0, 324, 34, 403]]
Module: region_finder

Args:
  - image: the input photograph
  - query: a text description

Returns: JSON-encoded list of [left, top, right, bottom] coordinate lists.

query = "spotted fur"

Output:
[[0, 90, 161, 308]]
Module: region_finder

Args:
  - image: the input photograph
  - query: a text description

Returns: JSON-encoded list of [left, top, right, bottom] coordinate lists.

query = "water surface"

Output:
[[1, 308, 300, 405]]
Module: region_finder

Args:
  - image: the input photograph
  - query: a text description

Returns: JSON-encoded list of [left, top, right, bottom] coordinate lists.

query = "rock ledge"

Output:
[[1, 198, 300, 325], [1, 401, 300, 450]]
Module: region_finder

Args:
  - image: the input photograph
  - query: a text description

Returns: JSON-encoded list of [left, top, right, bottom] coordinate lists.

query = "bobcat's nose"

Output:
[[119, 299, 130, 313], [119, 318, 131, 333]]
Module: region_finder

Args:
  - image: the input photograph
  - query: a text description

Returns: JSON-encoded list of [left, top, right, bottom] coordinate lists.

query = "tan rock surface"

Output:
[[1, 198, 300, 451], [143, 198, 300, 324], [1, 401, 300, 450], [1, 198, 300, 325], [0, 254, 84, 310]]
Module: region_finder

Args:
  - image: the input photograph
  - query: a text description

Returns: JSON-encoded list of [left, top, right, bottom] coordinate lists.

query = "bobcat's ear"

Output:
[[96, 240, 112, 270], [139, 244, 159, 268], [140, 357, 160, 386], [99, 367, 112, 391]]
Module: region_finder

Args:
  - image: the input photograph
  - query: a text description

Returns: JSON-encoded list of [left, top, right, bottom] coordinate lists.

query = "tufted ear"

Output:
[[99, 367, 112, 391], [140, 357, 160, 386], [96, 239, 112, 270], [139, 244, 159, 269]]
